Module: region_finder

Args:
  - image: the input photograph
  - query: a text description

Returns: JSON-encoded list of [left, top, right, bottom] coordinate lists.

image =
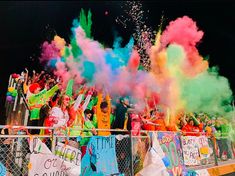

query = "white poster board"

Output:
[[28, 138, 81, 176]]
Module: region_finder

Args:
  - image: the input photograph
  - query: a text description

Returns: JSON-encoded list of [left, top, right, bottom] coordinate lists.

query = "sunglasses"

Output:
[[64, 97, 70, 101]]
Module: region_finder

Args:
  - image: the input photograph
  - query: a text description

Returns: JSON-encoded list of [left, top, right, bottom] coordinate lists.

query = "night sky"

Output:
[[0, 1, 235, 123]]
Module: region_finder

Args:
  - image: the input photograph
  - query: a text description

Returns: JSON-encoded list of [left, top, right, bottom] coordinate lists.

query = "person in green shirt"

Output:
[[27, 83, 59, 133], [215, 118, 233, 160], [80, 109, 97, 158], [92, 112, 115, 129], [220, 120, 233, 160]]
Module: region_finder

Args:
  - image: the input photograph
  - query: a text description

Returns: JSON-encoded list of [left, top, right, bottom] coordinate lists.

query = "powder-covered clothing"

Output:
[[182, 124, 200, 136], [50, 107, 69, 128], [80, 118, 96, 146], [28, 85, 59, 120], [68, 91, 93, 136], [94, 93, 111, 136]]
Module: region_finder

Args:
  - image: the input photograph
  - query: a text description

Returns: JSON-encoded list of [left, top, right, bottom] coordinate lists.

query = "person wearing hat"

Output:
[[28, 83, 59, 132]]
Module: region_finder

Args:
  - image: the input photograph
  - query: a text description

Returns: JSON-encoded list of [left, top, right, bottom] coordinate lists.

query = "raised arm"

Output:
[[73, 94, 84, 111], [24, 68, 29, 83], [82, 89, 93, 112], [105, 93, 111, 113], [97, 92, 103, 112], [23, 69, 29, 94], [32, 70, 36, 83], [44, 84, 59, 101]]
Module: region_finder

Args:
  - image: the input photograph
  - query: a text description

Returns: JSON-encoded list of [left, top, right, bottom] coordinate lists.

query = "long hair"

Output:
[[39, 104, 51, 126], [84, 109, 94, 121], [57, 94, 71, 111]]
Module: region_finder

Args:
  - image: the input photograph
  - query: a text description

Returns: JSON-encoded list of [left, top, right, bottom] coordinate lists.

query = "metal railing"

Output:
[[0, 126, 234, 176]]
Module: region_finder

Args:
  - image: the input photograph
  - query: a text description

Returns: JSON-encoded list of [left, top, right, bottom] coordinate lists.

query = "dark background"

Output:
[[0, 1, 234, 124]]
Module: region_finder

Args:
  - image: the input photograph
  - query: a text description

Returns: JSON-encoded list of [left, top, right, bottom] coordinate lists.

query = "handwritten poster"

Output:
[[29, 153, 76, 176], [157, 132, 186, 176], [197, 136, 211, 160], [55, 142, 81, 173], [29, 138, 80, 176], [181, 136, 200, 166], [81, 135, 119, 176], [181, 135, 211, 166]]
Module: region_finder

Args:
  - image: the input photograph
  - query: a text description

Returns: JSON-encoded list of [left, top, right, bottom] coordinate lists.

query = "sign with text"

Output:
[[181, 136, 200, 166], [81, 135, 119, 176], [55, 142, 81, 172], [181, 135, 211, 166], [197, 136, 210, 160], [157, 132, 186, 176], [29, 139, 80, 176]]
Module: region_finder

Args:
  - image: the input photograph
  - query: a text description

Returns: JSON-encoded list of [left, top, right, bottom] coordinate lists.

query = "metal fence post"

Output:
[[210, 136, 218, 166], [129, 131, 134, 176], [23, 109, 29, 126], [51, 128, 56, 153]]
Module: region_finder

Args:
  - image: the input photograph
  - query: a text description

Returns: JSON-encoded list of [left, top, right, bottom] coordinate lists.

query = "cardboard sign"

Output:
[[29, 138, 81, 176], [55, 142, 81, 171], [181, 136, 200, 166], [181, 135, 211, 166]]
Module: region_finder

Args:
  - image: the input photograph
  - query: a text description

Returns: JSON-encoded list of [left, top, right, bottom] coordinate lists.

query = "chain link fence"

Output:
[[0, 127, 234, 176], [0, 133, 53, 176]]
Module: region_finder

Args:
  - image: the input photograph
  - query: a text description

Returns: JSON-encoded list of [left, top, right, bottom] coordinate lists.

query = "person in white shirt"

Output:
[[51, 94, 70, 128]]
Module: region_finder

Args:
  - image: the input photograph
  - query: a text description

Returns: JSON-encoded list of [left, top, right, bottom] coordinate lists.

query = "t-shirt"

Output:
[[221, 124, 231, 137], [50, 107, 69, 128], [80, 118, 96, 146], [95, 93, 111, 136], [154, 119, 167, 131], [112, 103, 128, 129], [131, 114, 141, 136], [28, 85, 59, 120], [182, 124, 200, 136]]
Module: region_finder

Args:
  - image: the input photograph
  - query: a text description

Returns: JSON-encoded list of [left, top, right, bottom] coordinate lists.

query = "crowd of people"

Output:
[[8, 68, 235, 160]]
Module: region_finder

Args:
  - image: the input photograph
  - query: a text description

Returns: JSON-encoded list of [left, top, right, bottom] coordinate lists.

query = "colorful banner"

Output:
[[181, 136, 211, 166], [157, 132, 186, 176], [181, 136, 200, 166], [0, 162, 6, 176], [81, 135, 119, 176], [29, 138, 80, 176]]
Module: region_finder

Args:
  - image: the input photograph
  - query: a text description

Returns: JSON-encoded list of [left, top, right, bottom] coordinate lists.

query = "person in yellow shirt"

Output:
[[93, 92, 112, 136]]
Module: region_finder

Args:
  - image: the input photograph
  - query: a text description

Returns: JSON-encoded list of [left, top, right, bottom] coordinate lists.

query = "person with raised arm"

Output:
[[93, 90, 113, 136], [67, 87, 94, 136], [27, 82, 59, 133]]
